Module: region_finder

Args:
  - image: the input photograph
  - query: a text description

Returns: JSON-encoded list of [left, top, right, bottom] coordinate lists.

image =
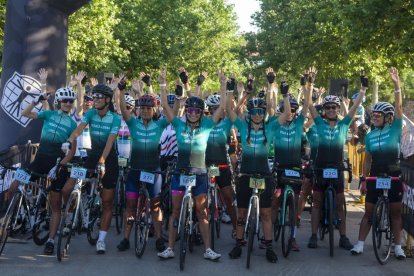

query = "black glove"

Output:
[[280, 81, 289, 95], [246, 77, 254, 93], [267, 72, 276, 84], [196, 74, 206, 86], [360, 73, 369, 88], [300, 75, 306, 86], [226, 78, 236, 91], [118, 80, 127, 91], [175, 84, 183, 97], [259, 89, 265, 98], [141, 75, 151, 87], [179, 71, 189, 84]]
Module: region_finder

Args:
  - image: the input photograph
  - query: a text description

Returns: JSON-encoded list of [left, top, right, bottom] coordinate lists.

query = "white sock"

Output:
[[98, 230, 107, 242], [395, 244, 402, 251], [47, 238, 54, 244], [356, 240, 364, 247]]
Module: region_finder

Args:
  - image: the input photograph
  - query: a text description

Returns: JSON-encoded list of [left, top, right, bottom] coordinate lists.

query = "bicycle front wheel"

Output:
[[327, 190, 334, 257], [32, 192, 51, 246], [0, 193, 21, 255], [115, 174, 125, 234], [135, 192, 150, 258], [57, 193, 78, 261], [179, 197, 190, 271], [372, 198, 392, 265], [246, 201, 257, 269], [209, 189, 216, 250], [87, 195, 101, 246], [281, 191, 295, 258]]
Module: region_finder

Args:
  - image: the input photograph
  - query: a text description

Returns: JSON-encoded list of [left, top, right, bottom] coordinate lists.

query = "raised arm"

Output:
[[159, 68, 175, 123], [301, 78, 311, 117], [266, 67, 277, 117], [140, 72, 154, 95], [71, 71, 86, 117], [348, 71, 367, 118], [212, 72, 227, 124], [389, 67, 403, 119], [194, 71, 208, 97], [22, 94, 50, 119], [225, 72, 239, 123], [118, 78, 132, 122], [37, 68, 48, 94], [277, 80, 291, 124], [178, 67, 192, 97]]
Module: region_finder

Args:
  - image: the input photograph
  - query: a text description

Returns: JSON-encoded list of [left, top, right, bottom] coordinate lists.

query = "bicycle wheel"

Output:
[[273, 210, 281, 242], [87, 195, 101, 246], [246, 201, 257, 269], [281, 192, 295, 258], [115, 174, 125, 234], [0, 193, 21, 255], [327, 190, 334, 257], [134, 191, 150, 258], [179, 197, 189, 271], [32, 192, 51, 246], [209, 189, 216, 250], [57, 193, 78, 261], [372, 198, 391, 265]]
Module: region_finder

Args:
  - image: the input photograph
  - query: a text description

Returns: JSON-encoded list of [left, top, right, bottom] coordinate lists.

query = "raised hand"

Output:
[[140, 72, 152, 86], [388, 67, 400, 86], [196, 71, 208, 86], [226, 73, 235, 91], [360, 70, 369, 88], [246, 73, 254, 93], [158, 67, 167, 84], [266, 67, 276, 84], [178, 67, 189, 84], [37, 68, 48, 84], [118, 76, 127, 91], [280, 78, 289, 95], [90, 77, 98, 87], [308, 66, 317, 84], [218, 70, 227, 86]]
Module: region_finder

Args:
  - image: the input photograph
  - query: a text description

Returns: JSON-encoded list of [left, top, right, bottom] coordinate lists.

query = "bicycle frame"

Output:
[[178, 185, 194, 235], [245, 189, 260, 234]]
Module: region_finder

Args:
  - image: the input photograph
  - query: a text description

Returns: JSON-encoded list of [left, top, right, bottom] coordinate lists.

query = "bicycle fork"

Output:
[[178, 187, 193, 235], [245, 193, 259, 234]]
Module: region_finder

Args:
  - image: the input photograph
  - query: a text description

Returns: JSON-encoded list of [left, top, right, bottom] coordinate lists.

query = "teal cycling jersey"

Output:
[[81, 109, 121, 155], [127, 117, 168, 170], [314, 115, 352, 165], [37, 110, 77, 155], [206, 117, 232, 165], [365, 117, 402, 166], [234, 117, 276, 174], [306, 124, 319, 161], [272, 114, 305, 166], [172, 116, 215, 169]]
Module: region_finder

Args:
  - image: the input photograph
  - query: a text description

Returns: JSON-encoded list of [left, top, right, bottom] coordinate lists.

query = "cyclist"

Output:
[[116, 82, 168, 253], [307, 72, 366, 250], [157, 68, 224, 261], [19, 87, 78, 255], [350, 67, 406, 259], [67, 84, 121, 254], [227, 78, 292, 263], [205, 94, 237, 234]]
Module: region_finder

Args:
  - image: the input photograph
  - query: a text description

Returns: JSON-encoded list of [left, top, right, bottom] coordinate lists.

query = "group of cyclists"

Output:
[[2, 64, 408, 265]]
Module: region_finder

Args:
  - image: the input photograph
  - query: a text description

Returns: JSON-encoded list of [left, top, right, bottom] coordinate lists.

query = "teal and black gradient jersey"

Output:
[[81, 109, 121, 155], [365, 117, 402, 166], [206, 117, 232, 165], [127, 117, 168, 170], [272, 114, 305, 166], [172, 117, 215, 170], [37, 110, 77, 155], [314, 115, 352, 165], [306, 124, 319, 161], [234, 117, 276, 174]]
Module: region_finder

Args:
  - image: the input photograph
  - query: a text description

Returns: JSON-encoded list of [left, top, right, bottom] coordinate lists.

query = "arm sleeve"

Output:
[[171, 117, 182, 129], [341, 115, 352, 127], [37, 110, 52, 120]]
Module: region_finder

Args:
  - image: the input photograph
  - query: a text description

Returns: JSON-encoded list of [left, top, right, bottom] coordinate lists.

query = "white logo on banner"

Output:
[[1, 72, 43, 127]]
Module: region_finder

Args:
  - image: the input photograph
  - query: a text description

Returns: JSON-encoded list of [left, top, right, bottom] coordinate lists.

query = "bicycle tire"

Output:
[[135, 190, 150, 258], [246, 201, 257, 269], [281, 191, 295, 258], [86, 195, 101, 246], [273, 210, 281, 242], [179, 197, 189, 271], [209, 188, 216, 250], [32, 192, 51, 246], [57, 193, 78, 261], [115, 174, 125, 234], [327, 190, 334, 257], [0, 193, 21, 255], [372, 198, 391, 265]]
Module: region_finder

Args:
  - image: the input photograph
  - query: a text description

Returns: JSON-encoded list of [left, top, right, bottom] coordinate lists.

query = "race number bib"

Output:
[[70, 167, 87, 180], [118, 157, 128, 168], [180, 175, 196, 187], [208, 166, 220, 177], [285, 169, 300, 178], [376, 178, 391, 189], [14, 169, 31, 184], [79, 149, 88, 158], [249, 178, 265, 190], [140, 171, 155, 184], [323, 168, 338, 179]]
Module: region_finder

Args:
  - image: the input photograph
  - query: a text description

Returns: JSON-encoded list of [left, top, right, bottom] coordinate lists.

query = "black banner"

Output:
[[402, 159, 414, 236]]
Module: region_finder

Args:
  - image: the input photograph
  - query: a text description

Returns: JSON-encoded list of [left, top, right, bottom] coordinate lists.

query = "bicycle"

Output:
[[160, 159, 176, 236], [56, 164, 102, 261], [366, 175, 400, 265], [207, 165, 225, 250], [114, 157, 128, 234], [274, 165, 303, 258], [238, 172, 268, 269]]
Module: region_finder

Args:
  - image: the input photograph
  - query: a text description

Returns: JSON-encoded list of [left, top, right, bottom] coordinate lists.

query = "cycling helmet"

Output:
[[167, 94, 176, 105], [323, 95, 341, 106], [84, 95, 93, 102], [54, 87, 76, 105], [372, 102, 394, 116], [351, 92, 366, 103], [185, 96, 205, 110], [92, 84, 113, 98], [206, 94, 221, 107], [279, 96, 299, 112], [124, 94, 135, 106], [247, 97, 266, 111], [138, 94, 156, 107]]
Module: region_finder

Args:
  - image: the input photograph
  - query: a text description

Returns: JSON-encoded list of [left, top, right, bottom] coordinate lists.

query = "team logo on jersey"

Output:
[[1, 72, 43, 127]]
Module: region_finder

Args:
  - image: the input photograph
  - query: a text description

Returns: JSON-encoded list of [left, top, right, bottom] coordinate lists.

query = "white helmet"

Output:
[[323, 95, 341, 106], [54, 87, 76, 105], [206, 94, 221, 107], [125, 94, 135, 107], [372, 102, 394, 116]]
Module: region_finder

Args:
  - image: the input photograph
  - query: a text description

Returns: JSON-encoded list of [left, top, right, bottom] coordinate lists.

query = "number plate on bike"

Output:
[[140, 171, 155, 184], [376, 178, 391, 189], [249, 178, 265, 189], [118, 157, 128, 168], [180, 175, 196, 187], [14, 169, 30, 184], [208, 166, 220, 177], [79, 149, 88, 158], [70, 167, 87, 180], [285, 169, 300, 178], [323, 168, 338, 179]]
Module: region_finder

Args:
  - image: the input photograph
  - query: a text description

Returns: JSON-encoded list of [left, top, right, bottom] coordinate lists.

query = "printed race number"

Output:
[[14, 169, 31, 184], [208, 166, 220, 177], [376, 178, 391, 189], [70, 167, 87, 180], [140, 171, 155, 185], [249, 178, 266, 190], [285, 169, 300, 178], [323, 168, 338, 179], [180, 175, 196, 187]]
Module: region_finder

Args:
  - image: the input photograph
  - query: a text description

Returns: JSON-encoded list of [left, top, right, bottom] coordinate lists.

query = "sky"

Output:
[[226, 0, 261, 33]]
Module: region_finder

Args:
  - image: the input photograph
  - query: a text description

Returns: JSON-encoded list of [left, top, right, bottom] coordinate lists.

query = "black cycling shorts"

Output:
[[216, 166, 232, 189], [236, 175, 274, 209], [312, 170, 344, 194], [365, 166, 403, 204], [85, 153, 118, 189]]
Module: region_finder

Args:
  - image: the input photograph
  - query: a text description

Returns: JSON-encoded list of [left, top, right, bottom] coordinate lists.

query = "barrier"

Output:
[[401, 159, 414, 237], [347, 142, 365, 178]]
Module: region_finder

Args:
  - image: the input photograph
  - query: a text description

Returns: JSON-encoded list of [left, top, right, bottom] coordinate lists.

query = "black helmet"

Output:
[[185, 96, 204, 110], [92, 84, 113, 98], [279, 96, 299, 112], [138, 94, 156, 107], [247, 97, 266, 111]]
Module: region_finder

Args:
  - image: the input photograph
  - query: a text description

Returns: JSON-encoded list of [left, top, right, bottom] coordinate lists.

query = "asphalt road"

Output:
[[1, 189, 413, 276]]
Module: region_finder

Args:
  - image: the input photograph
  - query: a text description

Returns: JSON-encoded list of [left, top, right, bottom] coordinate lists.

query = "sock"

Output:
[[293, 226, 297, 238], [98, 230, 107, 242], [356, 241, 364, 247], [47, 238, 54, 244], [395, 244, 402, 251]]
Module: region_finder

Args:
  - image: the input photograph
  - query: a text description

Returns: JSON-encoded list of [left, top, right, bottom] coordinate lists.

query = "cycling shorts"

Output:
[[125, 169, 162, 200], [236, 175, 274, 209]]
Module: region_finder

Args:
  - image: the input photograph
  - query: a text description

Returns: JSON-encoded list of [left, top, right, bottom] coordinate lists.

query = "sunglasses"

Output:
[[208, 106, 219, 112], [186, 107, 202, 115], [61, 99, 74, 104], [372, 112, 384, 118], [93, 94, 106, 100], [140, 106, 153, 111], [249, 108, 264, 116], [324, 105, 337, 110], [290, 109, 297, 113]]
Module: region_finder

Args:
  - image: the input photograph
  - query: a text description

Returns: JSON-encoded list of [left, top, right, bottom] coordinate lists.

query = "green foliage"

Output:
[[0, 0, 7, 73]]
